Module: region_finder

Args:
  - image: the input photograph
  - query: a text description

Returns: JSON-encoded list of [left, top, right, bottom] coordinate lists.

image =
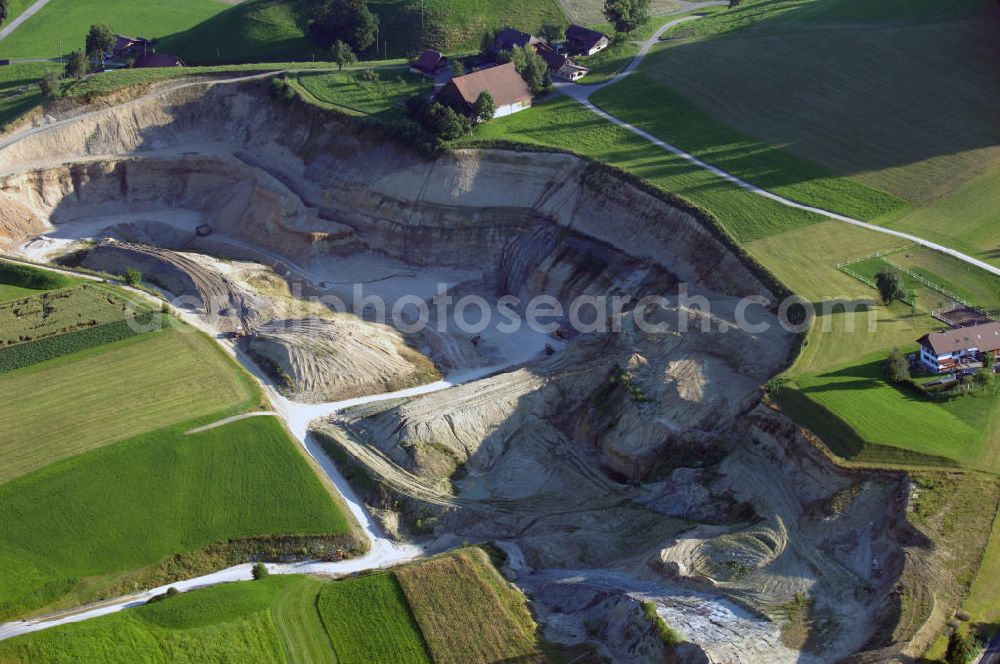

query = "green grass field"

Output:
[[0, 548, 547, 663], [318, 572, 431, 663], [642, 0, 1000, 206], [293, 68, 431, 118], [782, 354, 997, 468], [0, 261, 80, 303], [0, 575, 302, 664], [0, 325, 259, 484], [886, 165, 1000, 270], [157, 0, 320, 65], [589, 72, 907, 222], [0, 0, 231, 59], [272, 577, 335, 664], [468, 95, 824, 241], [0, 415, 352, 620]]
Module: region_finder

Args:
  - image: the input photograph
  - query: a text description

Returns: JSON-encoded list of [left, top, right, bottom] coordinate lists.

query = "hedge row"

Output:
[[0, 313, 162, 373], [0, 262, 75, 291]]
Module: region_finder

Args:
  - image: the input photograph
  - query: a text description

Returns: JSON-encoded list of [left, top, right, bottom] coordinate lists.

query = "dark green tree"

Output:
[[974, 367, 994, 389], [331, 40, 357, 71], [886, 347, 910, 384], [944, 631, 980, 664], [0, 0, 9, 28], [473, 91, 495, 122], [65, 50, 89, 79], [875, 270, 905, 305], [252, 562, 269, 580], [40, 70, 61, 97], [540, 23, 564, 43], [124, 267, 142, 287], [311, 0, 379, 52], [603, 0, 650, 34], [85, 23, 115, 66], [510, 44, 549, 95]]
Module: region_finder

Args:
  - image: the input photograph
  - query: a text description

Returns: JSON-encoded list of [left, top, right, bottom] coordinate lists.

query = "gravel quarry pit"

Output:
[[0, 80, 931, 662]]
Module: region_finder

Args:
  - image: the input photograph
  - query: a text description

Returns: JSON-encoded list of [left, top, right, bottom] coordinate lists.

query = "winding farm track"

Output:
[[0, 0, 50, 43]]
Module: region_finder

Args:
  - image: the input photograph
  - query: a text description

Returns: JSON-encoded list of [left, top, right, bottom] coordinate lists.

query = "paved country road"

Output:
[[0, 0, 50, 43]]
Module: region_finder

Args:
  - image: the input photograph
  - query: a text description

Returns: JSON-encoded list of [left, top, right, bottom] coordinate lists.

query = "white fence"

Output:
[[836, 244, 991, 321]]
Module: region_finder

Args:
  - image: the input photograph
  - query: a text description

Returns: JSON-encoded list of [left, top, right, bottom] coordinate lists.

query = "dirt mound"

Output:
[[245, 317, 440, 403], [80, 241, 271, 333]]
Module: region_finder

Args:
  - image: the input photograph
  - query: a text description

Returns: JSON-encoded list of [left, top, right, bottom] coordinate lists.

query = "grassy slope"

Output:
[[0, 261, 80, 303], [157, 0, 320, 65], [589, 72, 906, 222], [0, 576, 301, 664], [645, 0, 1000, 206], [0, 415, 351, 620], [272, 577, 336, 664], [0, 0, 231, 59], [0, 325, 258, 484], [788, 354, 994, 468], [293, 68, 432, 118], [318, 572, 431, 663], [0, 62, 62, 128], [394, 548, 543, 664], [159, 0, 567, 65], [369, 0, 567, 56], [468, 95, 823, 241]]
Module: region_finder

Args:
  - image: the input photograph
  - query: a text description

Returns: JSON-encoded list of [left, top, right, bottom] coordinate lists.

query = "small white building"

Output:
[[918, 321, 1000, 373]]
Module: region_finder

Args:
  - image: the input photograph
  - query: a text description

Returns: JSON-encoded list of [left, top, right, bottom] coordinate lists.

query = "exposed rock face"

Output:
[[0, 81, 774, 303]]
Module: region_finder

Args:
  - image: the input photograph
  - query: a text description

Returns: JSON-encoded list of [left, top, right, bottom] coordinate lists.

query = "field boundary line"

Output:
[[185, 411, 277, 435]]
